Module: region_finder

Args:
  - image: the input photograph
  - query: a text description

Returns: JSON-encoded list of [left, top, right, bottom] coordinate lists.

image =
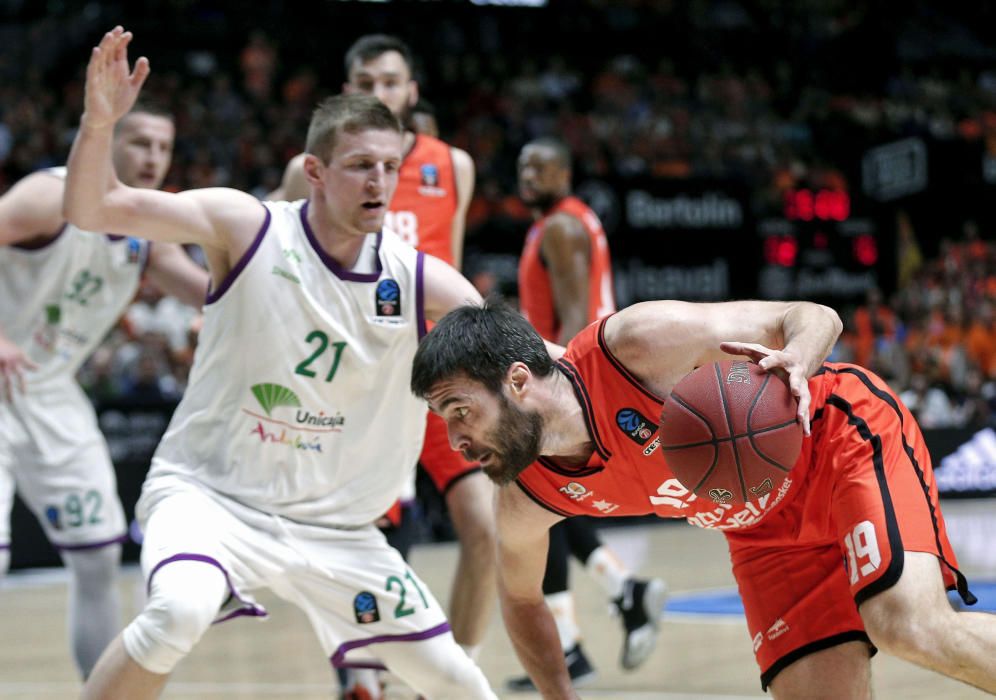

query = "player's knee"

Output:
[[63, 544, 120, 593], [122, 562, 227, 674], [860, 591, 945, 661], [123, 593, 219, 673]]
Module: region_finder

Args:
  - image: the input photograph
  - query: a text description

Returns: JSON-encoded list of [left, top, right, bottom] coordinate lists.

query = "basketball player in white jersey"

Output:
[[0, 95, 207, 678], [71, 28, 495, 699]]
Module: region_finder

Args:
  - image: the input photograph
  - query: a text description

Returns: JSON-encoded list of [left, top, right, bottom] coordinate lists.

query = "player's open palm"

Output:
[[84, 26, 150, 129], [0, 335, 37, 402], [719, 341, 813, 435]]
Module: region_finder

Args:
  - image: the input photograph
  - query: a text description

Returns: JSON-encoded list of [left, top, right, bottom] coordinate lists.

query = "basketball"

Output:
[[658, 360, 803, 506]]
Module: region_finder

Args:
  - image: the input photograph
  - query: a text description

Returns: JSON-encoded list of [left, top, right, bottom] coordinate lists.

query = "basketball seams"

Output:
[[747, 373, 797, 474], [715, 363, 748, 502], [667, 391, 720, 493]]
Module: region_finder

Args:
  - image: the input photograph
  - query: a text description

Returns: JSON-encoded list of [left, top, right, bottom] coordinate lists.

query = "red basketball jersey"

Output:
[[516, 319, 826, 528], [387, 134, 459, 265], [518, 196, 616, 342]]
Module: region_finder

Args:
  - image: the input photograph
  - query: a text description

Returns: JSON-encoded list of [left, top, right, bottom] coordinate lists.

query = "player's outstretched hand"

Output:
[[0, 336, 38, 402], [719, 341, 813, 435], [82, 26, 150, 130]]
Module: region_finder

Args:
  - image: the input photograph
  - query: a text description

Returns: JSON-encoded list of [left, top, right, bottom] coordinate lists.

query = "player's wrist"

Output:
[[79, 113, 116, 132]]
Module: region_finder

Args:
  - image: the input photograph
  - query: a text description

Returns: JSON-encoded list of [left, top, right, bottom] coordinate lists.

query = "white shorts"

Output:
[[0, 380, 126, 549], [137, 476, 451, 668]]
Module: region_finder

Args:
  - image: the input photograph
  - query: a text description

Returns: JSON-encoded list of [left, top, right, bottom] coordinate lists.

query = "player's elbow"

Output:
[[64, 189, 132, 234], [819, 303, 844, 339]]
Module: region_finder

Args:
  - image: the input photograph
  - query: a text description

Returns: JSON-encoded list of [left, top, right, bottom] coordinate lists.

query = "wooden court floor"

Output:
[[0, 499, 993, 699]]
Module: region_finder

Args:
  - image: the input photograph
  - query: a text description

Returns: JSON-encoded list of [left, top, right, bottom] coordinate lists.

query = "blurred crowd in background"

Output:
[[3, 0, 996, 430]]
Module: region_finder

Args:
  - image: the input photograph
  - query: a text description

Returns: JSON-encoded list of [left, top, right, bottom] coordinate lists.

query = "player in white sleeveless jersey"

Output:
[[70, 28, 495, 700], [0, 105, 208, 678]]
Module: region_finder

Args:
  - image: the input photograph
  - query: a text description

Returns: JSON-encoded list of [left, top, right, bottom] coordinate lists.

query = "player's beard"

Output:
[[522, 190, 559, 213], [480, 393, 543, 486]]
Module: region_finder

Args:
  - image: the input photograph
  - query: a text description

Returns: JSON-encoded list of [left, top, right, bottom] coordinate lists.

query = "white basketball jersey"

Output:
[[146, 200, 428, 527], [0, 168, 148, 387]]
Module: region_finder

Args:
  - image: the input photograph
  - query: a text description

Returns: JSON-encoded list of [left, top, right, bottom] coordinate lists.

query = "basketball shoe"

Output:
[[503, 642, 598, 692], [614, 577, 668, 670]]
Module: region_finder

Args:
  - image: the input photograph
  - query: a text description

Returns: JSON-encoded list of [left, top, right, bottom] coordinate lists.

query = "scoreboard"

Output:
[[757, 187, 887, 305]]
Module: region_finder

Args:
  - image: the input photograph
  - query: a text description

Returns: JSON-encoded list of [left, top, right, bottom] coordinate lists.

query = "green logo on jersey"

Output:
[[45, 304, 62, 324], [271, 265, 300, 284], [64, 269, 103, 306], [251, 383, 302, 416]]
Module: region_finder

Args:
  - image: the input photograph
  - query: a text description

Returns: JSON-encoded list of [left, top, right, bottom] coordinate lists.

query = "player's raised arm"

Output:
[[64, 27, 262, 256]]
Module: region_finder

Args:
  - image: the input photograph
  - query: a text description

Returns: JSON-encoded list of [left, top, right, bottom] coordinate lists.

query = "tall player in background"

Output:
[[272, 34, 496, 672], [506, 138, 666, 691], [0, 100, 208, 678], [73, 28, 495, 700]]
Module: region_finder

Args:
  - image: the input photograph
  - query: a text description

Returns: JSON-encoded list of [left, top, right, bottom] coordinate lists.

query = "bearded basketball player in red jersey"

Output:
[[413, 301, 995, 699], [272, 35, 492, 699], [506, 139, 666, 691]]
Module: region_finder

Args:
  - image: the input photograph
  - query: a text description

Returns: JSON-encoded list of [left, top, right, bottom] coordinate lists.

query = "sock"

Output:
[[585, 545, 630, 601], [544, 590, 580, 652]]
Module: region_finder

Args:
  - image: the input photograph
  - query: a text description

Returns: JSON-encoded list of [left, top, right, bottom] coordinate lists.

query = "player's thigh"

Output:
[[768, 640, 871, 700], [139, 484, 276, 619], [824, 369, 965, 604], [15, 432, 125, 548], [858, 551, 956, 653], [286, 527, 450, 668], [8, 383, 126, 547], [729, 536, 872, 691]]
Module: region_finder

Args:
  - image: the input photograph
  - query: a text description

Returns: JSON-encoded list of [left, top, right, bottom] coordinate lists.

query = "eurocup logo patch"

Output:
[[615, 408, 656, 446], [353, 591, 380, 624], [375, 279, 401, 317], [420, 164, 439, 187], [126, 237, 142, 264]]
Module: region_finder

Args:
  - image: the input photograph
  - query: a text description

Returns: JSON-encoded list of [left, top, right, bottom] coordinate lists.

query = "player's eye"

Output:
[[455, 407, 469, 419]]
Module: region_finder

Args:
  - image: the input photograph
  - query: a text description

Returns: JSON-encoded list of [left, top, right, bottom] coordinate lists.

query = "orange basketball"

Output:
[[658, 359, 803, 505]]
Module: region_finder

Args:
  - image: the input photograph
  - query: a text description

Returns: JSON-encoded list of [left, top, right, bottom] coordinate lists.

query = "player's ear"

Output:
[[506, 363, 531, 398], [302, 154, 325, 186], [408, 81, 419, 108]]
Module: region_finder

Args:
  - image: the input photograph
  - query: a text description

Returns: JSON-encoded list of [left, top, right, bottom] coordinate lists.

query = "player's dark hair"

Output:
[[524, 137, 572, 171], [305, 94, 402, 162], [411, 299, 555, 399], [345, 34, 414, 76]]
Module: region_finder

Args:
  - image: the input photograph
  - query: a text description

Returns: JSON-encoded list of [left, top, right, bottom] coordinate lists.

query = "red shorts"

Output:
[[725, 364, 971, 689], [419, 411, 480, 495]]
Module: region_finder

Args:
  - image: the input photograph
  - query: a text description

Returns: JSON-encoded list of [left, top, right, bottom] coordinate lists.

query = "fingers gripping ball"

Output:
[[659, 360, 802, 505]]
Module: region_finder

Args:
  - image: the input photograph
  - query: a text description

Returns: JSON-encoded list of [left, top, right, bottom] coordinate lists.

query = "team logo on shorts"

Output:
[[615, 408, 656, 446], [353, 591, 380, 624], [376, 279, 401, 317], [708, 488, 734, 504], [45, 505, 62, 530]]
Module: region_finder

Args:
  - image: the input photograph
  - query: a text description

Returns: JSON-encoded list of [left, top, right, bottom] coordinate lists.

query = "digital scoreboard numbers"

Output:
[[758, 188, 885, 304]]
